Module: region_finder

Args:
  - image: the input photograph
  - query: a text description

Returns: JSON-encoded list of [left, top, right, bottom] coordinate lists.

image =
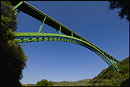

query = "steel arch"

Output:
[[14, 32, 120, 71]]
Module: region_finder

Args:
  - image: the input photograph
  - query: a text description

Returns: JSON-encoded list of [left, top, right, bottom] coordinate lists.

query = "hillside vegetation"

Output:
[[53, 57, 129, 86], [86, 57, 129, 86], [26, 57, 129, 86], [53, 79, 91, 86]]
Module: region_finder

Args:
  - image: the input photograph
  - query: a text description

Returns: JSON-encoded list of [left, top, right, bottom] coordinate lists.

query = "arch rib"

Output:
[[14, 32, 120, 71]]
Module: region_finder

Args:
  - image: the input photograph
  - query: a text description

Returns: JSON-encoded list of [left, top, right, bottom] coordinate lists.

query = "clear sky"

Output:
[[16, 1, 129, 84]]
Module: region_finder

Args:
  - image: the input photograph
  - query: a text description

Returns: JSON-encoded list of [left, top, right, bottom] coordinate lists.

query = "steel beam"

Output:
[[38, 16, 46, 33], [14, 32, 120, 71], [59, 25, 61, 34], [13, 1, 23, 10]]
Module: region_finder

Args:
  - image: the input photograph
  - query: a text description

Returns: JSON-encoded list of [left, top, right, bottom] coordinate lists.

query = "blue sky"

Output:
[[16, 1, 129, 84]]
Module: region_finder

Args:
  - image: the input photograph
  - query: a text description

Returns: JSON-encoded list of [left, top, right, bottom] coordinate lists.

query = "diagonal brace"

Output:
[[38, 16, 46, 33], [13, 1, 23, 10]]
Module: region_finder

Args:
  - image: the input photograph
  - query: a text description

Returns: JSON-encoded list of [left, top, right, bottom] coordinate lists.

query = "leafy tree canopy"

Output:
[[1, 1, 27, 87], [35, 79, 54, 86], [109, 0, 129, 21]]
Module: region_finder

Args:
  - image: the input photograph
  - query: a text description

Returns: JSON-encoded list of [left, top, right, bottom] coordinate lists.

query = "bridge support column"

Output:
[[38, 16, 46, 33], [59, 25, 61, 34], [71, 32, 73, 37], [81, 38, 82, 40], [13, 1, 23, 10]]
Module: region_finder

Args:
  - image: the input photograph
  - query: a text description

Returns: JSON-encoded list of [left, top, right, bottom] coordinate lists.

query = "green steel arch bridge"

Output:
[[11, 1, 120, 71]]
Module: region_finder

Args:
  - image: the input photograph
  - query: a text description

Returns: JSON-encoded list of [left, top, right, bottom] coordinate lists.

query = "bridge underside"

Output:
[[10, 1, 120, 71]]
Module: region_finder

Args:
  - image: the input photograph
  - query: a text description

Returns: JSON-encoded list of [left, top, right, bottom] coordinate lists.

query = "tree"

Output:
[[120, 78, 129, 86], [109, 0, 129, 21], [1, 1, 27, 87], [35, 79, 54, 86]]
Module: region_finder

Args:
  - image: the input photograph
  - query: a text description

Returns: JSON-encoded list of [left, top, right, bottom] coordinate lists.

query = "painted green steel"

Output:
[[11, 1, 112, 60], [38, 16, 46, 33], [14, 32, 120, 71], [11, 1, 120, 71], [10, 1, 89, 40], [59, 25, 61, 34], [71, 32, 73, 37], [12, 1, 23, 10]]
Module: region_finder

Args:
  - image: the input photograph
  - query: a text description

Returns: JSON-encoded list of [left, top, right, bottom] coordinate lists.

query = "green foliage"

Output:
[[120, 78, 129, 86], [35, 57, 129, 86], [52, 79, 91, 86], [109, 0, 129, 21], [53, 81, 76, 86], [35, 79, 54, 86], [1, 1, 27, 87], [86, 57, 129, 86], [1, 1, 17, 43]]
